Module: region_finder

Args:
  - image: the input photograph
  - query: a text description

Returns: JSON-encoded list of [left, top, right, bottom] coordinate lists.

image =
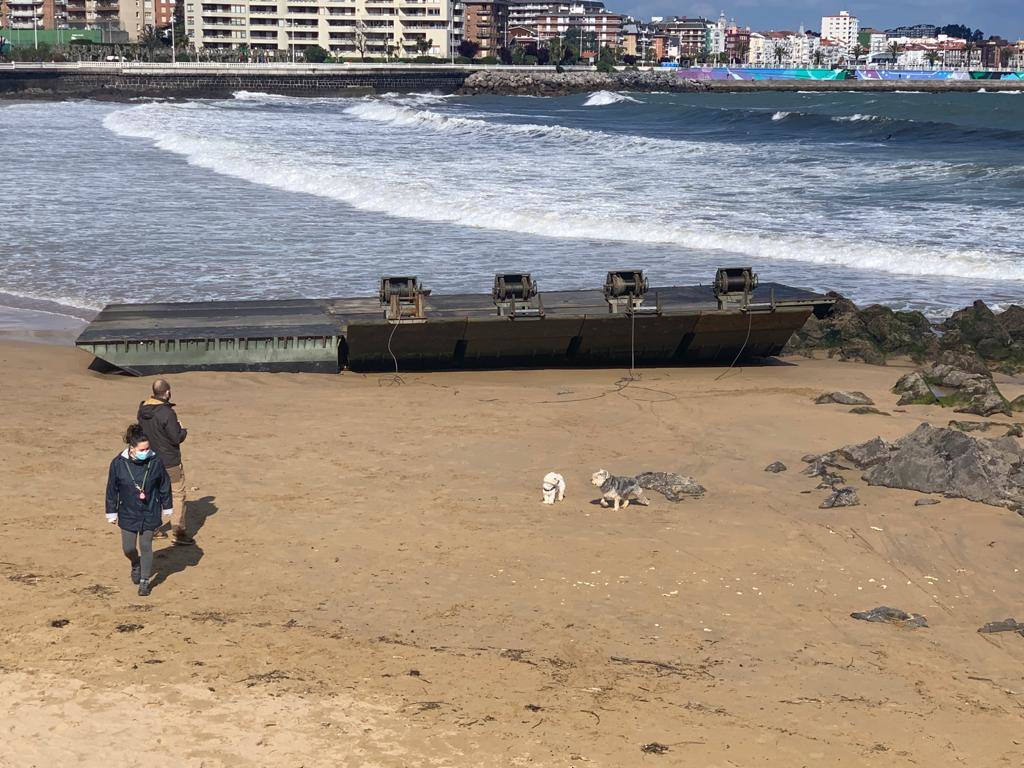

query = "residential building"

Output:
[[746, 30, 764, 64], [820, 9, 857, 51], [462, 0, 507, 56], [704, 10, 724, 56], [534, 8, 619, 56], [1, 0, 65, 30], [185, 0, 463, 58], [506, 0, 600, 31], [723, 23, 748, 63], [656, 16, 707, 60], [885, 23, 936, 38], [858, 27, 886, 54]]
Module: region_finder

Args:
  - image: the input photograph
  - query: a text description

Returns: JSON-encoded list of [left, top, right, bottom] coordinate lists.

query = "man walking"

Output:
[[138, 379, 194, 546]]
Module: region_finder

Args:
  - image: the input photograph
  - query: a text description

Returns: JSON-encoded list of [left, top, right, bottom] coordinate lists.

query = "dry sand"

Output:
[[2, 339, 1023, 767]]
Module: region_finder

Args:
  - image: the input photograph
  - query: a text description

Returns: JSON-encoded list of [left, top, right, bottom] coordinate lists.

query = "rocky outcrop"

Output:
[[851, 606, 928, 628], [892, 363, 1011, 417], [458, 69, 708, 96], [786, 295, 1024, 374], [813, 424, 1024, 511], [764, 461, 787, 473], [820, 486, 860, 508], [815, 391, 874, 405], [785, 293, 937, 365]]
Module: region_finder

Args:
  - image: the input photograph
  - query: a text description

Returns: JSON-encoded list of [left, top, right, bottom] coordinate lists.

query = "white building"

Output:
[[185, 0, 463, 58], [706, 10, 725, 56], [820, 9, 857, 51]]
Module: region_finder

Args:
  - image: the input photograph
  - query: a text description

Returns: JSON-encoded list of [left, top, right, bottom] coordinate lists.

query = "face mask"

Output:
[[134, 449, 154, 461]]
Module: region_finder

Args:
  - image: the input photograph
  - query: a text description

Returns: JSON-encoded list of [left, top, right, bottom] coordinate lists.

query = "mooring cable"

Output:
[[715, 308, 754, 382]]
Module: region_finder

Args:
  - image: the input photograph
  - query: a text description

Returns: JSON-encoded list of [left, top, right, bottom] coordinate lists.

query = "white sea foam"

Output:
[[101, 101, 1024, 283], [833, 113, 881, 122], [771, 111, 791, 121], [232, 90, 293, 103], [583, 90, 642, 106]]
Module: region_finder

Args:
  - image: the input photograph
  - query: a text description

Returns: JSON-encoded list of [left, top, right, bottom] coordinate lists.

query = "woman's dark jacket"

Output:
[[105, 450, 173, 533]]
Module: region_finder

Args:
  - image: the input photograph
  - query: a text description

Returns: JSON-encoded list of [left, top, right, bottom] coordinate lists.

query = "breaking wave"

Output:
[[101, 100, 1024, 282], [583, 90, 643, 106]]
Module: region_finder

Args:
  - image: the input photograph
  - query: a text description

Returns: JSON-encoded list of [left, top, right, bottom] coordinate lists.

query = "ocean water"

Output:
[[2, 88, 1023, 329]]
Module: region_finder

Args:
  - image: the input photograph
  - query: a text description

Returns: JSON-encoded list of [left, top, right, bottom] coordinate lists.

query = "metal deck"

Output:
[[76, 282, 833, 374]]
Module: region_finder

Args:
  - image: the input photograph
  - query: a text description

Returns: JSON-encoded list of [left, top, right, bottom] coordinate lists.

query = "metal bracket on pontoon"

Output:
[[492, 272, 544, 318], [604, 269, 658, 315], [380, 276, 429, 322], [714, 266, 774, 312]]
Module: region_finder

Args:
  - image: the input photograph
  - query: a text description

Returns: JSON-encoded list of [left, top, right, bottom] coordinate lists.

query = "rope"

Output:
[[715, 308, 754, 382], [380, 321, 405, 386]]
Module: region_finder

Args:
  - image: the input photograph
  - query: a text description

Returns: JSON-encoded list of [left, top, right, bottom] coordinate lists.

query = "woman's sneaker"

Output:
[[138, 578, 151, 597], [130, 565, 141, 585]]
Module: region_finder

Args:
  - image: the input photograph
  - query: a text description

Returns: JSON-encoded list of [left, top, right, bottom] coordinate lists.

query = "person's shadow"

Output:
[[152, 496, 217, 591]]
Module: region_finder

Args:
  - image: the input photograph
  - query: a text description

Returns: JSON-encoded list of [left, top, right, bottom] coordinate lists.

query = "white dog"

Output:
[[542, 472, 566, 504]]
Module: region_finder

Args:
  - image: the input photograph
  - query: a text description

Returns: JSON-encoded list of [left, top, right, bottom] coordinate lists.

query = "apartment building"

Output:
[[505, 0, 599, 32], [534, 8, 618, 54], [185, 0, 462, 58], [656, 16, 707, 58], [820, 9, 857, 51], [1, 0, 65, 29], [723, 23, 748, 62], [461, 0, 507, 56]]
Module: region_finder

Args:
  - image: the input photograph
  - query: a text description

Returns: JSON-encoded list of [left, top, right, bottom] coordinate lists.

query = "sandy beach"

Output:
[[1, 339, 1023, 766]]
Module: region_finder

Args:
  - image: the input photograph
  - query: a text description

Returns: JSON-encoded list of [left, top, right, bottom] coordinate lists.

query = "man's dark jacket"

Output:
[[137, 397, 188, 468]]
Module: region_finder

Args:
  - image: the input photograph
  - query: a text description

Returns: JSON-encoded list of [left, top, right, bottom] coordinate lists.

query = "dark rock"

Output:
[[1010, 396, 1024, 413], [819, 436, 892, 470], [863, 424, 1024, 510], [894, 364, 1011, 417], [850, 406, 889, 415], [785, 293, 938, 364], [820, 486, 860, 508], [948, 420, 1022, 437], [914, 498, 940, 506], [634, 471, 705, 501], [977, 618, 1023, 634], [49, 618, 70, 628], [801, 453, 819, 463], [893, 371, 937, 406], [815, 391, 874, 405], [941, 301, 1011, 357], [851, 606, 928, 628], [115, 623, 144, 633], [640, 743, 670, 755], [764, 461, 787, 473]]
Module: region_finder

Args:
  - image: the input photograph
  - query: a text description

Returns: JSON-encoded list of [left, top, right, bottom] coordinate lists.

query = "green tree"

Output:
[[924, 49, 940, 68], [547, 36, 564, 66], [850, 43, 866, 61], [416, 37, 430, 56], [457, 38, 480, 59], [812, 47, 824, 66], [596, 45, 615, 72], [172, 0, 186, 57], [303, 44, 329, 63], [887, 40, 902, 65], [773, 42, 786, 66]]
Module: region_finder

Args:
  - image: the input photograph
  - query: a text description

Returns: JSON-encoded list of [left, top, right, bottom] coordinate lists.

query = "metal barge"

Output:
[[75, 268, 835, 375]]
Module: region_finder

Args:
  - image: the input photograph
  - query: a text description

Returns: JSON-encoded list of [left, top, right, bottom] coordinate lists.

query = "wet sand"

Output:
[[1, 339, 1023, 766]]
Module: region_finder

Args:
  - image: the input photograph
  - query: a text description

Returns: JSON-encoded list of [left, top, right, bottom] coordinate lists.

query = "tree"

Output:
[[963, 39, 976, 68], [416, 37, 430, 56], [773, 42, 786, 66], [812, 46, 824, 66], [546, 36, 564, 66], [354, 21, 369, 61], [139, 24, 164, 50], [457, 38, 480, 59], [850, 43, 866, 61], [304, 44, 329, 63], [924, 49, 940, 68], [172, 0, 186, 56], [732, 41, 748, 65], [1000, 45, 1016, 69], [596, 45, 615, 72], [887, 40, 902, 65], [497, 45, 512, 65]]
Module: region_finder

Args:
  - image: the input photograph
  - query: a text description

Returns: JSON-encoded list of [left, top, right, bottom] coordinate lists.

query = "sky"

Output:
[[618, 0, 1024, 40]]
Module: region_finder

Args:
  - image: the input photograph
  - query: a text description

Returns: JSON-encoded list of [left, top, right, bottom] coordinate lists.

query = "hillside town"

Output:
[[1, 0, 1022, 69]]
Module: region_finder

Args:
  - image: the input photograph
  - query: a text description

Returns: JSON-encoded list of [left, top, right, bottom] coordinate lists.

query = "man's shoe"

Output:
[[172, 532, 196, 546], [130, 565, 141, 585], [138, 578, 151, 597]]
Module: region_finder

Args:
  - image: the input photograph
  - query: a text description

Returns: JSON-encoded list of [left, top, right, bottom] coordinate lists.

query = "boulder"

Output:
[[862, 424, 1024, 510], [634, 471, 705, 501], [815, 391, 874, 405], [977, 618, 1024, 634], [893, 371, 936, 406], [914, 498, 940, 506], [764, 461, 787, 473], [893, 364, 1011, 417], [849, 406, 889, 416], [1010, 396, 1024, 413], [818, 436, 892, 470], [851, 606, 928, 628], [820, 486, 860, 508]]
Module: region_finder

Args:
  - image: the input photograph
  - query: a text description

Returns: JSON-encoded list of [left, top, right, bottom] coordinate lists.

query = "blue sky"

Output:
[[618, 0, 1024, 40]]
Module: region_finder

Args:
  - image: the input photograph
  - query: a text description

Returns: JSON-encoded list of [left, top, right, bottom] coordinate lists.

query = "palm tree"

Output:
[[812, 47, 824, 66], [924, 49, 940, 68], [773, 42, 786, 66], [850, 43, 866, 62], [887, 40, 902, 67], [963, 39, 976, 69]]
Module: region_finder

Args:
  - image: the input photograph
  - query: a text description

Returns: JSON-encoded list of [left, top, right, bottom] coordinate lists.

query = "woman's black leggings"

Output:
[[121, 529, 154, 581]]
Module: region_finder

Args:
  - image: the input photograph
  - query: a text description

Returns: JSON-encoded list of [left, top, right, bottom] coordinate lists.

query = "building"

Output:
[[462, 0, 507, 56], [820, 9, 857, 51], [858, 27, 886, 54], [506, 0, 600, 31], [656, 16, 707, 60], [185, 0, 463, 58], [1, 0, 64, 30], [885, 23, 936, 39], [534, 8, 619, 56], [723, 23, 748, 63]]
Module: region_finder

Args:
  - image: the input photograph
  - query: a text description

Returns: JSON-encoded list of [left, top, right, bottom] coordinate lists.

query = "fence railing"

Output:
[[1, 60, 599, 72]]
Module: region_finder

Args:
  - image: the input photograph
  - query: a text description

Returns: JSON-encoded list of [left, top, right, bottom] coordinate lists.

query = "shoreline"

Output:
[[2, 64, 1022, 100]]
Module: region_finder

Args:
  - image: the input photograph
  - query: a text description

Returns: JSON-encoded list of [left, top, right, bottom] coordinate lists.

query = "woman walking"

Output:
[[105, 424, 173, 597]]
